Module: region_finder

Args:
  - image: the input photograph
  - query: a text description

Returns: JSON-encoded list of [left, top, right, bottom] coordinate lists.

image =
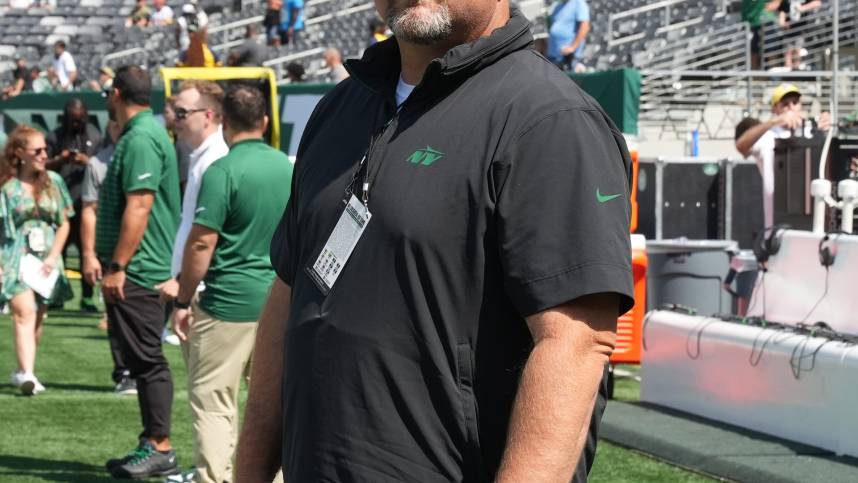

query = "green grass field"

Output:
[[0, 280, 712, 482]]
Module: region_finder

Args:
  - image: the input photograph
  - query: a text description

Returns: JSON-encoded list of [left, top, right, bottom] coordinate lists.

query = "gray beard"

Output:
[[387, 2, 453, 45]]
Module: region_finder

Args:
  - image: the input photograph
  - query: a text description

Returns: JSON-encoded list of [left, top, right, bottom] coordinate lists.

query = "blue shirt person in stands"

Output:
[[548, 0, 591, 72], [280, 0, 304, 45]]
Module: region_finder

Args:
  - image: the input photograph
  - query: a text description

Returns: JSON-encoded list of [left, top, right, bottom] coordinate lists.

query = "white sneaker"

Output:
[[162, 328, 181, 346], [13, 372, 44, 396], [10, 371, 26, 387], [33, 378, 46, 394]]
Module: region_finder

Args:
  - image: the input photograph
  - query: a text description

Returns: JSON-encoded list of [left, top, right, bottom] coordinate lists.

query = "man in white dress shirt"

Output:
[[156, 80, 228, 302]]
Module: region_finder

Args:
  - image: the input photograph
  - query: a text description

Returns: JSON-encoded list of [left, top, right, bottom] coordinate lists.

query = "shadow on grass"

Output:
[[44, 383, 115, 393], [0, 383, 113, 394], [44, 317, 104, 327], [69, 335, 110, 341], [0, 454, 114, 482]]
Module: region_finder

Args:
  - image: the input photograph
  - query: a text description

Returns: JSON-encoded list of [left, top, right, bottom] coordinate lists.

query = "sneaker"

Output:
[[33, 378, 46, 394], [164, 467, 196, 482], [110, 442, 179, 479], [11, 372, 44, 396], [162, 328, 180, 346], [80, 298, 100, 313], [106, 439, 146, 471], [10, 371, 26, 387], [114, 376, 138, 396]]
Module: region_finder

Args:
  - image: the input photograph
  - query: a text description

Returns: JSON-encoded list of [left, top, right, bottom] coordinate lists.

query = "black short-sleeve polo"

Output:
[[269, 10, 633, 482]]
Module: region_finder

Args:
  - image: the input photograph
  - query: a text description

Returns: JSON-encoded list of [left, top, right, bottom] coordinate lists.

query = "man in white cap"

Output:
[[735, 83, 829, 228]]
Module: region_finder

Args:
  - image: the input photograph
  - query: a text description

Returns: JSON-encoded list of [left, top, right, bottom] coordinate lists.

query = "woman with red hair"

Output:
[[1, 124, 74, 395]]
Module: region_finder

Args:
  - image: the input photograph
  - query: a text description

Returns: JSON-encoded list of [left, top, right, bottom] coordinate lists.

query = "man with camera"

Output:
[[46, 98, 103, 311]]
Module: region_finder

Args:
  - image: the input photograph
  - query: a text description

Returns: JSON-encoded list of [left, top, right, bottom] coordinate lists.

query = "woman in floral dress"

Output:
[[1, 124, 74, 395]]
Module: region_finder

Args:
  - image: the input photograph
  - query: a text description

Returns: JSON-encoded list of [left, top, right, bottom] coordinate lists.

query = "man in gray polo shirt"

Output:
[[81, 120, 136, 396]]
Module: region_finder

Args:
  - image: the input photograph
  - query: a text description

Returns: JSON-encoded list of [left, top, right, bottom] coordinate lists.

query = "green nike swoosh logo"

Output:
[[596, 188, 621, 203]]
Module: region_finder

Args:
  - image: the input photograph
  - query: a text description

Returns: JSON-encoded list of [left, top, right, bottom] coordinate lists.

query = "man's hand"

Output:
[[560, 44, 578, 56], [776, 110, 804, 130], [172, 307, 192, 342], [102, 270, 126, 304], [155, 278, 180, 304], [73, 152, 90, 164], [83, 255, 102, 286], [817, 111, 832, 131]]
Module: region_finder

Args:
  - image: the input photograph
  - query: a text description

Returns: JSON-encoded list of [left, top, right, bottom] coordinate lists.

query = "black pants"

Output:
[[106, 279, 173, 438], [108, 326, 130, 384], [63, 207, 94, 301]]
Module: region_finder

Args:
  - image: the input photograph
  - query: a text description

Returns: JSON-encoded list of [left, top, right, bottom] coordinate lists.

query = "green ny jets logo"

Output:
[[406, 146, 444, 166]]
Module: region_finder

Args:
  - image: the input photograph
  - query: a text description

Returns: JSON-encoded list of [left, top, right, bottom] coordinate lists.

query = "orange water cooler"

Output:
[[608, 147, 646, 397], [611, 236, 647, 366]]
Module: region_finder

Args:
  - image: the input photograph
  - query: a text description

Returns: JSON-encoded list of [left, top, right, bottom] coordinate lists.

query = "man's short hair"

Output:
[[286, 62, 305, 80], [178, 80, 224, 118], [113, 65, 151, 106], [223, 85, 266, 132], [55, 40, 66, 49], [735, 116, 761, 141]]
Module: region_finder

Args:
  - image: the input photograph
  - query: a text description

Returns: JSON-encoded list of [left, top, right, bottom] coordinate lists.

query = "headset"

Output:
[[818, 234, 838, 267], [753, 223, 791, 265]]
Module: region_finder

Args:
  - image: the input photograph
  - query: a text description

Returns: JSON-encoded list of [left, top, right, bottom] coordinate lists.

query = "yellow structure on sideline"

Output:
[[160, 67, 281, 149]]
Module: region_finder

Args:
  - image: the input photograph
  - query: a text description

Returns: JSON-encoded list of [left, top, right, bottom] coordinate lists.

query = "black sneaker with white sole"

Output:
[[105, 439, 147, 472], [114, 376, 137, 396], [110, 442, 179, 479]]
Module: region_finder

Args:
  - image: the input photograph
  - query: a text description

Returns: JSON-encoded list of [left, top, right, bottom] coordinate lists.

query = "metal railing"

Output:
[[209, 15, 265, 50], [638, 69, 858, 140], [102, 47, 147, 65], [263, 47, 326, 82], [607, 0, 730, 47]]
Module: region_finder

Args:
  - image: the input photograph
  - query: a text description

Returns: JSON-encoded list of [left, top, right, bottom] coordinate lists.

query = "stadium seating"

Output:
[[1, 0, 856, 142]]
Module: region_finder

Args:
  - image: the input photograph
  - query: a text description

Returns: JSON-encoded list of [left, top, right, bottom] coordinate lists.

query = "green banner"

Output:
[[569, 68, 640, 135], [1, 70, 639, 155]]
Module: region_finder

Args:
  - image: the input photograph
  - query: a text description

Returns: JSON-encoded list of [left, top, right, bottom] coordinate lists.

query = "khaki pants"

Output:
[[184, 302, 257, 483]]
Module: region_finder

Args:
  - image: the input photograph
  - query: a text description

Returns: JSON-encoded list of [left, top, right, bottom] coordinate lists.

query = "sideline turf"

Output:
[[0, 281, 712, 482]]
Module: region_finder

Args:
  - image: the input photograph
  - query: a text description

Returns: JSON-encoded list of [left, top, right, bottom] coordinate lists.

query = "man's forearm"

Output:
[[496, 315, 616, 482], [176, 229, 216, 303], [237, 278, 291, 481], [568, 21, 590, 52], [112, 200, 151, 265], [81, 203, 97, 258], [736, 118, 778, 157]]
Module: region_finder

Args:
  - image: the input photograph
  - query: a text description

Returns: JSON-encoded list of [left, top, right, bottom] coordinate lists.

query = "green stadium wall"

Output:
[[0, 69, 639, 155]]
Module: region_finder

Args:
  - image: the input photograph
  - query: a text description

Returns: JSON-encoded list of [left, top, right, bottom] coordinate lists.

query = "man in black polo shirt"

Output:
[[238, 1, 634, 482]]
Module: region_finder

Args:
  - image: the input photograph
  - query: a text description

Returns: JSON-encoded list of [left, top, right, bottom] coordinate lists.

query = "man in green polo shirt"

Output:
[[97, 65, 181, 479], [171, 84, 292, 483]]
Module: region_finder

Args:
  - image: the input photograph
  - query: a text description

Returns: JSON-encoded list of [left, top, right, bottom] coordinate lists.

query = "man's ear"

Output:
[[262, 115, 269, 133]]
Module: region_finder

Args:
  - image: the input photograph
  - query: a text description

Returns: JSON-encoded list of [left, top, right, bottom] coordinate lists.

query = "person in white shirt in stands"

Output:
[[735, 83, 830, 228], [151, 0, 174, 26], [155, 80, 228, 305], [176, 2, 208, 52], [51, 41, 77, 91]]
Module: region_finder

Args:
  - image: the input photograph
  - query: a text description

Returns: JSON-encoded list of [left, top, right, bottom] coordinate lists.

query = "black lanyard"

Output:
[[342, 112, 398, 207]]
